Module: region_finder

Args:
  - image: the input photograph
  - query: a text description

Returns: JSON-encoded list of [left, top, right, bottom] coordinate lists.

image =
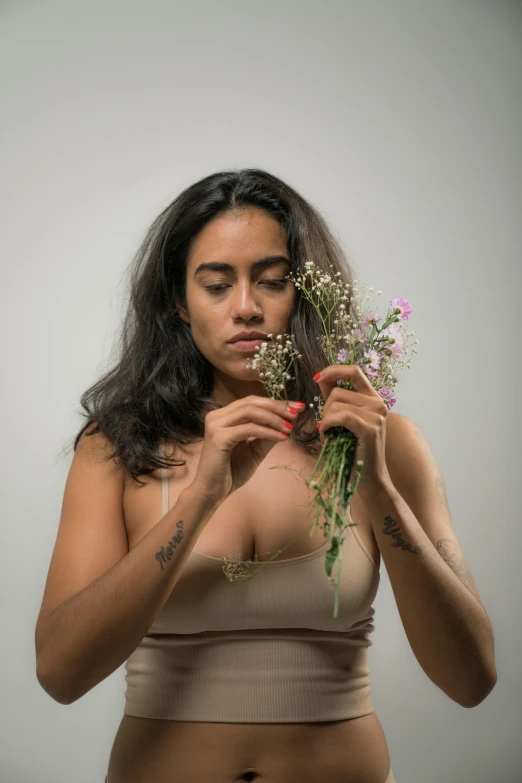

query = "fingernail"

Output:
[[313, 372, 321, 381], [316, 422, 321, 429]]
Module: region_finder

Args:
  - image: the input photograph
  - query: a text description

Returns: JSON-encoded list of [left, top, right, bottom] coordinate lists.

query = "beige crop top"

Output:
[[123, 454, 381, 723]]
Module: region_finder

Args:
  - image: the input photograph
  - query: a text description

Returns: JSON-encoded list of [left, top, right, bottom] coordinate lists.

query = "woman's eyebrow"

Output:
[[194, 256, 291, 278]]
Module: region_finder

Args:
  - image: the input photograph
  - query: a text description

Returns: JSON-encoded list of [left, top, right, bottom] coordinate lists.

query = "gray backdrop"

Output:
[[1, 1, 520, 781]]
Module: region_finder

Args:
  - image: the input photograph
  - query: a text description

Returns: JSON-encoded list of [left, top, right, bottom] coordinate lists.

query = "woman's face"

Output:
[[175, 207, 296, 402]]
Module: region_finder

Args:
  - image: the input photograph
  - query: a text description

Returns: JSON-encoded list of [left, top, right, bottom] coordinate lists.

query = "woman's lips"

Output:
[[229, 339, 265, 351]]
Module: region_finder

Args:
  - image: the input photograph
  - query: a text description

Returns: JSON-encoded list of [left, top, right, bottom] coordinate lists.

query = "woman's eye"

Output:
[[204, 280, 287, 293]]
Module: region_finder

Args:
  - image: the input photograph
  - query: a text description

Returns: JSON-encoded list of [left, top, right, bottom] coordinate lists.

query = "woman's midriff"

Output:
[[107, 711, 391, 783]]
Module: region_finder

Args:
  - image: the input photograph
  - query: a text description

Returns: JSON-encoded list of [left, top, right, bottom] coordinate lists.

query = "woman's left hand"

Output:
[[313, 364, 392, 491]]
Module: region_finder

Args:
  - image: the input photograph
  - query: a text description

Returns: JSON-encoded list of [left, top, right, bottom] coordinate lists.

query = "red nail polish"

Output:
[[313, 372, 321, 381], [316, 422, 321, 429]]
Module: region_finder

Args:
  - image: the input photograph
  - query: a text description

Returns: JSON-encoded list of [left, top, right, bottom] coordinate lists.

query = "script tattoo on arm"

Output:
[[383, 514, 422, 555], [155, 519, 184, 571]]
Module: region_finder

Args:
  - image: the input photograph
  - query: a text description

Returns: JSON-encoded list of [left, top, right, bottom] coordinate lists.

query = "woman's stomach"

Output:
[[107, 711, 391, 783]]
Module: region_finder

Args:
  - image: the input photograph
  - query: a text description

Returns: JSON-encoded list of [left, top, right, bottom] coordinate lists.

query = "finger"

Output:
[[326, 388, 384, 411], [213, 395, 304, 422], [225, 422, 290, 447], [320, 409, 366, 438], [314, 364, 382, 402], [218, 403, 297, 436]]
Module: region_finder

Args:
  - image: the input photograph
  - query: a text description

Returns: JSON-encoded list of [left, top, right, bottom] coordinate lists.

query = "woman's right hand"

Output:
[[190, 396, 305, 505]]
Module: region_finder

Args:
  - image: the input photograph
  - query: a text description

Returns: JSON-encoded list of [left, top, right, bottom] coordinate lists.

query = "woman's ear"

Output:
[[174, 296, 190, 325]]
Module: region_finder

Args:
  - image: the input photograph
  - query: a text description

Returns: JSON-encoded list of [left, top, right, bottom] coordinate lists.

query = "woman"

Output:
[[35, 168, 496, 782]]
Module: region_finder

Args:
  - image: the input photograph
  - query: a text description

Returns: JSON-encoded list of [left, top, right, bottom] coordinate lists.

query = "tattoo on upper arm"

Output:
[[436, 538, 481, 602]]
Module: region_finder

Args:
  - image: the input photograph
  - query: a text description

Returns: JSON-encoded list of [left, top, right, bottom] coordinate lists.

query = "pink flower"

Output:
[[357, 349, 381, 379], [379, 386, 397, 409], [382, 322, 404, 358], [363, 348, 380, 370], [350, 327, 366, 342], [390, 297, 412, 320], [361, 309, 382, 330]]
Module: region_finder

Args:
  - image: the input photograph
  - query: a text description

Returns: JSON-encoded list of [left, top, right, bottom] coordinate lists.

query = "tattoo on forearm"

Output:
[[155, 519, 184, 571], [436, 538, 481, 601], [383, 514, 422, 554]]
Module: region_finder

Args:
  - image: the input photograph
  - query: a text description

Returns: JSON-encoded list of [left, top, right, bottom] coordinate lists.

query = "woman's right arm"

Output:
[[35, 443, 221, 706], [35, 396, 298, 705]]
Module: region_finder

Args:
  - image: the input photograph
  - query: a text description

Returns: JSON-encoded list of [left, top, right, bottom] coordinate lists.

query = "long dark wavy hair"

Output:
[[69, 168, 362, 485]]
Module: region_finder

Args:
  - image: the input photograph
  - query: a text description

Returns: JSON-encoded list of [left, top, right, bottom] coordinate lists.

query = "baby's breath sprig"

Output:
[[243, 333, 302, 402], [290, 261, 356, 368]]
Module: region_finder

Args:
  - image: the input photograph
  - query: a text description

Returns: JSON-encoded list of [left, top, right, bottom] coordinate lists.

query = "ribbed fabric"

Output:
[[124, 442, 380, 723]]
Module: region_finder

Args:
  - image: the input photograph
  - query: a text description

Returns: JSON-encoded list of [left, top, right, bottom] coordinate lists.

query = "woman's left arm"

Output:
[[314, 364, 497, 709], [363, 412, 497, 709]]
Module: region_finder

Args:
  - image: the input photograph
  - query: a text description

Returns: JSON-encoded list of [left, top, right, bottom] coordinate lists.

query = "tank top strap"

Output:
[[160, 440, 169, 516]]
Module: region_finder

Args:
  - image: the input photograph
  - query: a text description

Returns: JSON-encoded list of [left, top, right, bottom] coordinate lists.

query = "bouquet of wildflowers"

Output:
[[221, 259, 419, 618]]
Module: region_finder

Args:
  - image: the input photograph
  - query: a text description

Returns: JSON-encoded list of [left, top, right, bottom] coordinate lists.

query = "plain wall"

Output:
[[1, 1, 520, 781]]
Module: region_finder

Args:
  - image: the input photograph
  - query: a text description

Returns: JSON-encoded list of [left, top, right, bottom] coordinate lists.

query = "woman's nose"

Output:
[[231, 285, 263, 315]]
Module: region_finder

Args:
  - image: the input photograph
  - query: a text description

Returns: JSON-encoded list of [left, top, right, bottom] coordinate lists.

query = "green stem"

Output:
[[332, 448, 348, 617]]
